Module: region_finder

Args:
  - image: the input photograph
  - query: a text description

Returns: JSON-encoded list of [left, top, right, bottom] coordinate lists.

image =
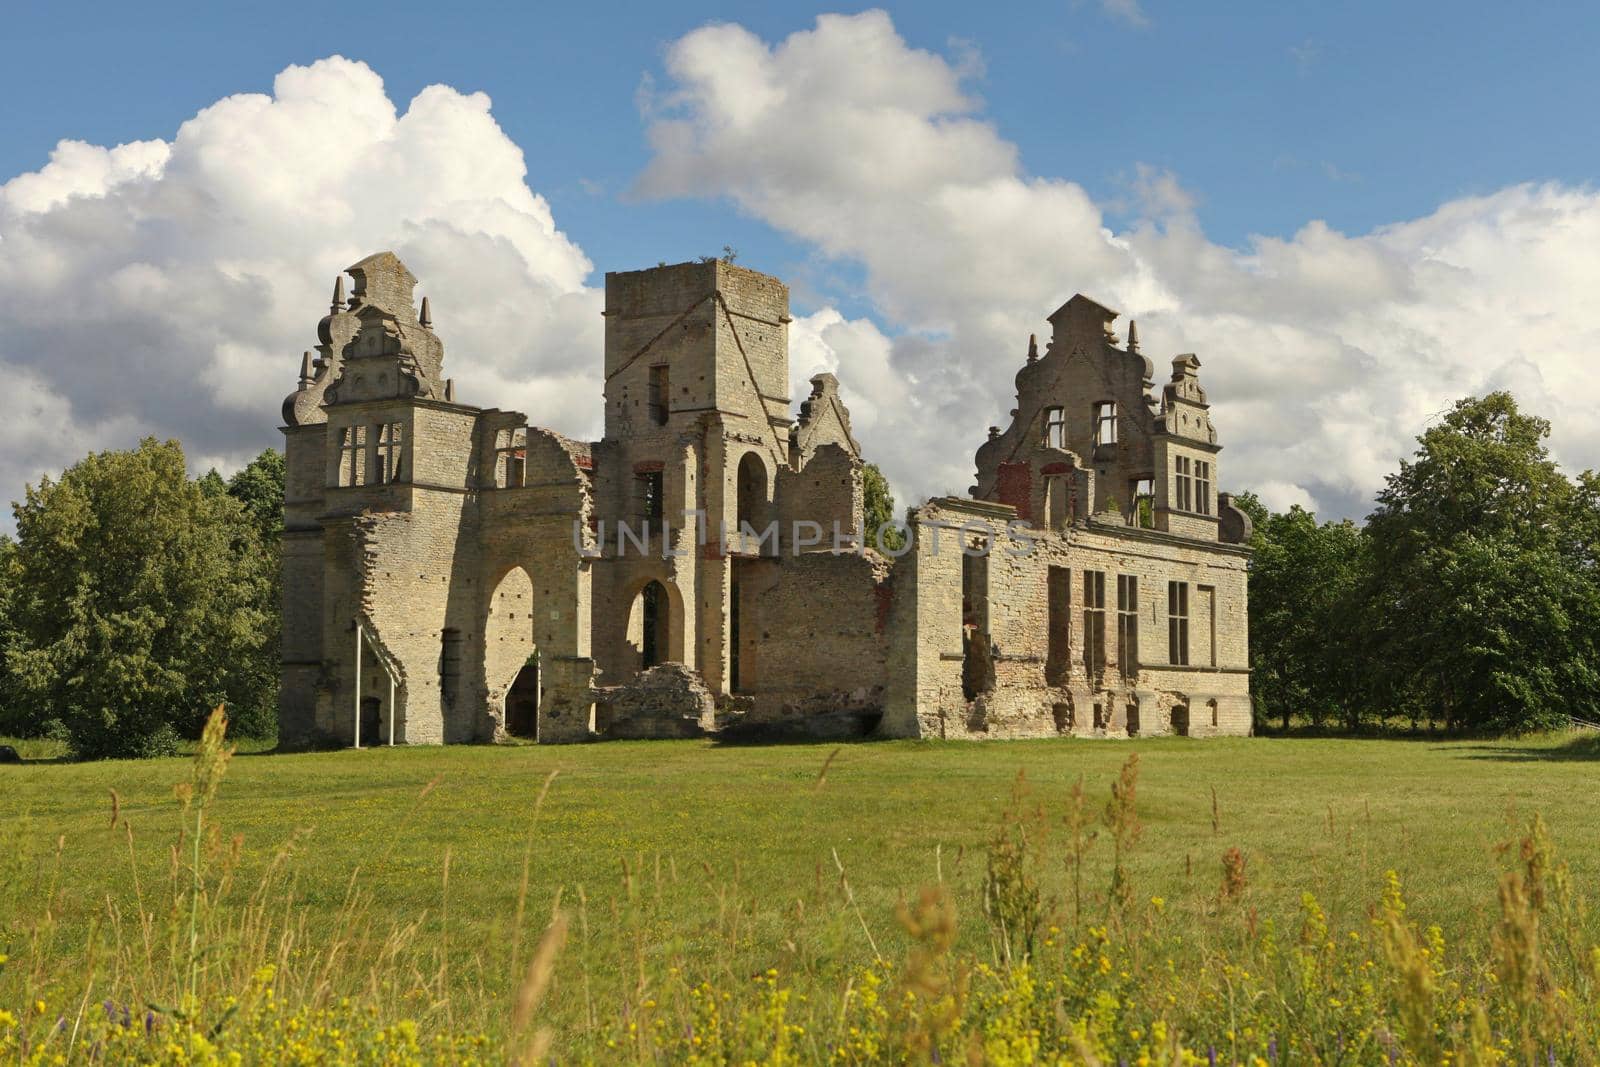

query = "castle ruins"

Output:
[[279, 253, 1252, 745]]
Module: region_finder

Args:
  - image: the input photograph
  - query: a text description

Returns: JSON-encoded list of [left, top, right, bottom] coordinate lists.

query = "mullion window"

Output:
[[1116, 574, 1138, 676], [1168, 581, 1190, 666]]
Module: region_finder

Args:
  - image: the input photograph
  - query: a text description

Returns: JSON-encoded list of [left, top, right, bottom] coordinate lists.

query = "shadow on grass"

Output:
[[1254, 724, 1463, 742], [1454, 733, 1600, 762]]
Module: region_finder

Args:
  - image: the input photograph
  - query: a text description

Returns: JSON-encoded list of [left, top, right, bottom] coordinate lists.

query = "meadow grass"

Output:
[[2, 723, 1598, 1063]]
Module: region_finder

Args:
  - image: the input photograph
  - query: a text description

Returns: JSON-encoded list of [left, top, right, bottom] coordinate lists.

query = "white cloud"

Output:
[[1099, 0, 1150, 29], [0, 56, 602, 526], [640, 12, 1600, 520], [8, 27, 1600, 532]]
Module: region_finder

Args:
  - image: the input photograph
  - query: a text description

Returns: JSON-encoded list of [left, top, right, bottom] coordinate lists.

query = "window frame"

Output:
[[375, 422, 404, 485], [1175, 455, 1193, 512], [637, 469, 664, 524], [1083, 569, 1106, 675], [1043, 406, 1066, 449], [647, 364, 670, 426], [495, 427, 527, 489], [1092, 401, 1118, 447], [339, 424, 368, 487], [1167, 580, 1190, 666], [1116, 573, 1139, 677]]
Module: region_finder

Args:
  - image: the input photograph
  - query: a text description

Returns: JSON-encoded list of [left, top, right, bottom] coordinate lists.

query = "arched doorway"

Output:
[[640, 580, 668, 668], [622, 577, 682, 675], [736, 452, 767, 530], [485, 566, 538, 740], [505, 655, 539, 738]]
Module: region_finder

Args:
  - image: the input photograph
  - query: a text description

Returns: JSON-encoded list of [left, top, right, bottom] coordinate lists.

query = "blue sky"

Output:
[[4, 2, 1600, 521], [12, 2, 1598, 285]]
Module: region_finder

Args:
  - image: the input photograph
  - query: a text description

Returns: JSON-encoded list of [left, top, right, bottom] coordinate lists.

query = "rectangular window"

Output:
[[1083, 569, 1106, 675], [376, 422, 403, 484], [637, 470, 664, 523], [1046, 565, 1071, 684], [1045, 474, 1072, 530], [1132, 476, 1154, 528], [1093, 402, 1118, 446], [339, 424, 368, 487], [1175, 455, 1192, 512], [1168, 581, 1190, 666], [439, 628, 462, 706], [496, 427, 527, 488], [1116, 574, 1138, 677], [1196, 584, 1217, 666], [1044, 406, 1066, 449], [962, 542, 989, 635], [648, 364, 670, 426], [1196, 460, 1211, 516]]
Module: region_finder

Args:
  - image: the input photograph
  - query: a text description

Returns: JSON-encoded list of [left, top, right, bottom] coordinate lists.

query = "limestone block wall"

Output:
[[881, 499, 1251, 740], [477, 478, 597, 742], [411, 404, 478, 489], [776, 444, 863, 552], [738, 551, 891, 735], [350, 491, 481, 744], [280, 425, 328, 748]]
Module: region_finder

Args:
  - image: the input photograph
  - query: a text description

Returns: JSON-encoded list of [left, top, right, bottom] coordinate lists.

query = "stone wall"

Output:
[[880, 498, 1250, 740]]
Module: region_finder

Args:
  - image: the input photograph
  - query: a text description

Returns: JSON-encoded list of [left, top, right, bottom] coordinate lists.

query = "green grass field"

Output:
[[3, 731, 1598, 1062]]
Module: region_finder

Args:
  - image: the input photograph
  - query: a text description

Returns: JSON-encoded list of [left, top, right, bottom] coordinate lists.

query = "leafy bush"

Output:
[[3, 439, 278, 757]]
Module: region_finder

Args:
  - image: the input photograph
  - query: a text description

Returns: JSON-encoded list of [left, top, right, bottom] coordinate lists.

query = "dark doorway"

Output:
[[641, 580, 668, 668], [1171, 705, 1191, 737], [506, 657, 539, 738], [360, 697, 381, 746]]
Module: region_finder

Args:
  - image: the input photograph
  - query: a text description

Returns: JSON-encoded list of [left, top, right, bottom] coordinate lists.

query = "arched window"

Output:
[[736, 452, 767, 530]]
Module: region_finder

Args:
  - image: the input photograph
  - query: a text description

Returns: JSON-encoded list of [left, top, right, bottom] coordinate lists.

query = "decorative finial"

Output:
[[331, 276, 345, 314], [420, 296, 432, 329], [1026, 333, 1039, 363], [1127, 319, 1140, 353], [298, 350, 314, 389]]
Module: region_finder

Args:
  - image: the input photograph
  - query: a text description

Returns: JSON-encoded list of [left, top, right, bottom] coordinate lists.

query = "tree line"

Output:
[[1242, 391, 1600, 733], [0, 392, 1594, 757]]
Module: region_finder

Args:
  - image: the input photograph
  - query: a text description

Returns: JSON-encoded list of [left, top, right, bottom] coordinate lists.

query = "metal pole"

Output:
[[354, 621, 363, 749], [388, 675, 396, 746]]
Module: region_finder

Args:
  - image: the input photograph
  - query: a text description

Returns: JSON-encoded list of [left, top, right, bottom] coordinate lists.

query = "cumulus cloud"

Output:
[[639, 11, 1600, 520], [0, 56, 602, 524]]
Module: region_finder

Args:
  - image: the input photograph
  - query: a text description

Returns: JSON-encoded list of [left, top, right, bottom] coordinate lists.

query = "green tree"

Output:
[[1235, 492, 1367, 731], [224, 449, 284, 739], [227, 448, 286, 543], [5, 438, 276, 757], [862, 463, 906, 552], [0, 534, 18, 735], [1364, 393, 1598, 731]]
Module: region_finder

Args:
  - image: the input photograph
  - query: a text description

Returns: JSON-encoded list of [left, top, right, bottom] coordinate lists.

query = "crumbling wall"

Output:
[[776, 443, 862, 553], [729, 550, 891, 739], [592, 663, 721, 739], [883, 499, 1252, 740]]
